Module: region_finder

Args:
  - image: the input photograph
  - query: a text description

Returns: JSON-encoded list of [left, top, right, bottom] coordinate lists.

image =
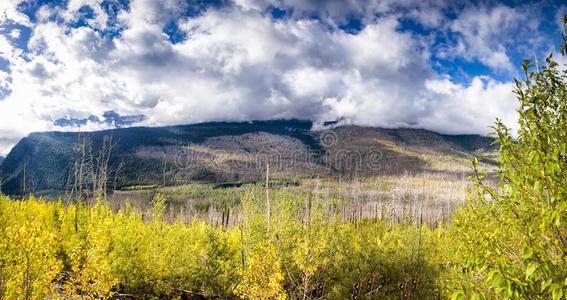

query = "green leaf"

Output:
[[526, 263, 537, 278], [506, 280, 513, 298], [523, 247, 533, 260], [552, 285, 563, 300], [553, 211, 561, 227], [491, 271, 504, 288], [472, 157, 479, 167], [542, 279, 552, 292], [451, 291, 465, 300]]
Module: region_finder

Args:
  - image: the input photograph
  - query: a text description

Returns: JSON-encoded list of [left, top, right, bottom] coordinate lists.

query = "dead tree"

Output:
[[77, 132, 87, 204], [91, 134, 115, 200], [67, 131, 88, 205], [113, 160, 125, 192], [266, 163, 270, 237], [67, 132, 116, 204], [162, 153, 167, 187]]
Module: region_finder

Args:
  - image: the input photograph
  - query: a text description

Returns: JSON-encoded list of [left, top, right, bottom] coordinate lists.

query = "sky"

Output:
[[0, 0, 565, 155]]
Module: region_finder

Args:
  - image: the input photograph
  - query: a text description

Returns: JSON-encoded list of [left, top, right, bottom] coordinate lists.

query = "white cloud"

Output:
[[446, 4, 532, 74], [0, 0, 31, 27], [234, 0, 452, 26], [421, 77, 518, 134], [61, 0, 109, 30], [9, 29, 20, 38]]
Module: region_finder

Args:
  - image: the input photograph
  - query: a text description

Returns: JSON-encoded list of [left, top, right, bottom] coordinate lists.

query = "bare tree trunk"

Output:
[[113, 160, 125, 192], [68, 131, 83, 205], [77, 133, 86, 204], [22, 159, 26, 197], [102, 135, 114, 200], [226, 208, 230, 227], [90, 149, 97, 200], [266, 163, 270, 237], [306, 191, 312, 227], [94, 137, 104, 199], [162, 153, 167, 187]]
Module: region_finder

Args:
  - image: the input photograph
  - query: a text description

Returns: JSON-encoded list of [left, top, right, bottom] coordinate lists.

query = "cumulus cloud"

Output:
[[444, 5, 523, 73], [0, 0, 32, 27], [421, 77, 517, 134], [0, 0, 555, 155]]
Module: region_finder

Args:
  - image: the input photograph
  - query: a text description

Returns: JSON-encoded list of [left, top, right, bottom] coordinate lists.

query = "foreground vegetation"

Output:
[[447, 43, 567, 299], [0, 192, 450, 299]]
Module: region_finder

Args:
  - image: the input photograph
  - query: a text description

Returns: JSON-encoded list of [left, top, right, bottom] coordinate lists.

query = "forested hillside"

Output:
[[0, 120, 496, 197]]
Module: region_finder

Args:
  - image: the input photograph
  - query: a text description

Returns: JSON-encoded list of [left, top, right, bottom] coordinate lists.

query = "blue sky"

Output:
[[0, 0, 565, 154]]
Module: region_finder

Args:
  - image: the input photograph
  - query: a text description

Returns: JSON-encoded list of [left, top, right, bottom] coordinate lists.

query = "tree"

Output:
[[450, 17, 567, 300]]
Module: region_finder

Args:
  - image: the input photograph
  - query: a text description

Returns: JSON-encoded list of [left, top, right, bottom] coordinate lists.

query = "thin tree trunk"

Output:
[[163, 153, 167, 187], [77, 133, 86, 204], [22, 159, 26, 197], [266, 163, 270, 237], [102, 135, 114, 200]]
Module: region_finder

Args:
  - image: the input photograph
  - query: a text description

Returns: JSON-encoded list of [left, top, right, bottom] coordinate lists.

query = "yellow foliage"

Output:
[[235, 243, 286, 300], [0, 189, 451, 299], [64, 203, 118, 299], [0, 196, 62, 298]]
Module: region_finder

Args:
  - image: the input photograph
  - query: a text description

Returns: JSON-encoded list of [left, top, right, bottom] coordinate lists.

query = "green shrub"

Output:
[[449, 17, 567, 300]]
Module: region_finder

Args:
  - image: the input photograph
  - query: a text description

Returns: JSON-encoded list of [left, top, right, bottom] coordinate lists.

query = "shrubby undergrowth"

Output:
[[0, 190, 449, 299]]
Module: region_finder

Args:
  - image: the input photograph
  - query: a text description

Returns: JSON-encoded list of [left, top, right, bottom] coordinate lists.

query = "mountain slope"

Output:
[[0, 120, 497, 196]]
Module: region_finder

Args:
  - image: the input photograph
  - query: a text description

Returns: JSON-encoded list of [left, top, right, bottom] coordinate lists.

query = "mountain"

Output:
[[0, 156, 3, 163], [54, 110, 146, 128], [0, 120, 498, 196]]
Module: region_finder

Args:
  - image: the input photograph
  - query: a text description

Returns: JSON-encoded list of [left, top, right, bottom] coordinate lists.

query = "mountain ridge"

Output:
[[0, 119, 498, 197]]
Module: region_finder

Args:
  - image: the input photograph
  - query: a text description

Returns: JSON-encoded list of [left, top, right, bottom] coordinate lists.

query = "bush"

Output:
[[449, 17, 567, 300]]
